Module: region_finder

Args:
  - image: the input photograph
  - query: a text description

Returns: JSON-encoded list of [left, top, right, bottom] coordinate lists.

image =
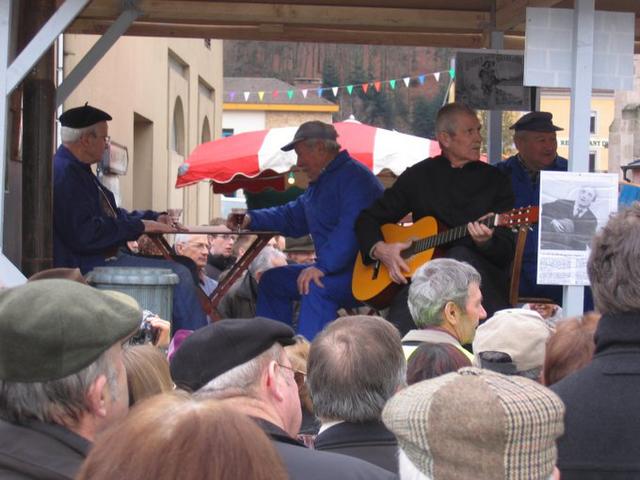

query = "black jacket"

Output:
[[314, 421, 398, 474], [254, 419, 398, 480], [0, 419, 90, 479], [552, 313, 640, 479]]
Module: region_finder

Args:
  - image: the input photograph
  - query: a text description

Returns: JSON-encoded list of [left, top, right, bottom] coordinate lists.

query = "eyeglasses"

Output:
[[277, 363, 306, 387], [91, 132, 111, 144]]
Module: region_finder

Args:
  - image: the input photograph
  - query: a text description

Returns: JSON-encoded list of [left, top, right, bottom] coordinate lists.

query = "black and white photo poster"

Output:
[[538, 171, 618, 286]]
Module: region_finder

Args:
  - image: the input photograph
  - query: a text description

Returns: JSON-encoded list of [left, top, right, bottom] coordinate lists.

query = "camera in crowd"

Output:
[[129, 310, 161, 346]]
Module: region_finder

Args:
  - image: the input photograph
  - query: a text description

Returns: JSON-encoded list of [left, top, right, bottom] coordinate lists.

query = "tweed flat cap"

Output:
[[473, 308, 551, 373], [281, 121, 338, 151], [383, 367, 564, 480], [0, 279, 141, 382], [58, 103, 112, 128], [170, 317, 296, 392], [510, 111, 563, 132]]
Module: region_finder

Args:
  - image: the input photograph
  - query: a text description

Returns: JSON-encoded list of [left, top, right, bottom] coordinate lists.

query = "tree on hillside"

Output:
[[411, 97, 439, 139], [322, 56, 340, 102]]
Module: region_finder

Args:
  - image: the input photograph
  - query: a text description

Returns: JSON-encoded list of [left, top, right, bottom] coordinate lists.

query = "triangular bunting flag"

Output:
[[302, 89, 308, 98], [346, 85, 354, 95], [373, 81, 381, 92], [418, 75, 426, 85], [362, 83, 369, 93], [258, 91, 265, 101], [243, 91, 250, 101], [332, 86, 339, 96], [273, 89, 279, 98], [434, 72, 440, 82], [316, 87, 323, 97], [403, 77, 410, 87], [229, 91, 236, 101], [389, 79, 396, 90], [287, 90, 294, 99], [449, 68, 455, 79]]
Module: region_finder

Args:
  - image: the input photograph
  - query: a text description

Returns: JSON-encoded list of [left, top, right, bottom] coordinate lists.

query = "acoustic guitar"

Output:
[[352, 206, 539, 309]]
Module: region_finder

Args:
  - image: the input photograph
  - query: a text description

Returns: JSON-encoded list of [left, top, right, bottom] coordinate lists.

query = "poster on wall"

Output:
[[455, 51, 535, 111], [537, 171, 618, 286]]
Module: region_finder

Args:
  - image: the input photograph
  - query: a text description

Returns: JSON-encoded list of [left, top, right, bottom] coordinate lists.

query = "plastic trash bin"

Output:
[[86, 267, 179, 322]]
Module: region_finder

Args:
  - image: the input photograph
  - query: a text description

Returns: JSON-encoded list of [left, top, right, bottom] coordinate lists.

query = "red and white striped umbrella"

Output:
[[176, 120, 440, 192]]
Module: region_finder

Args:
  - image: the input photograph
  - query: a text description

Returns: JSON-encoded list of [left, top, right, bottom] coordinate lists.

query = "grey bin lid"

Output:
[[86, 267, 179, 285]]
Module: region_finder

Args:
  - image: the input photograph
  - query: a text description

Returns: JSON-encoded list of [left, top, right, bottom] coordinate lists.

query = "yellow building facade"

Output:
[[540, 89, 615, 172]]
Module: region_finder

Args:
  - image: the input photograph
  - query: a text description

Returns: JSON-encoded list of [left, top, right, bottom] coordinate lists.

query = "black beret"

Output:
[[0, 279, 140, 382], [509, 111, 563, 132], [170, 317, 296, 392], [58, 103, 112, 128]]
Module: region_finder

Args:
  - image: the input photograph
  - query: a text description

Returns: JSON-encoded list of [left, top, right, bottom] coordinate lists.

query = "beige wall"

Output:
[[265, 110, 334, 128], [63, 35, 223, 225], [540, 92, 615, 172]]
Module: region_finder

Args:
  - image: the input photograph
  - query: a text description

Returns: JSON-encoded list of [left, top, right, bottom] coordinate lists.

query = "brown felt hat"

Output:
[[0, 279, 141, 382]]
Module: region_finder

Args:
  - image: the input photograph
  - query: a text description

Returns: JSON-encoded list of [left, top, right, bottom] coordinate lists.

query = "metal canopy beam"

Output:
[[56, 5, 141, 107], [5, 0, 90, 96]]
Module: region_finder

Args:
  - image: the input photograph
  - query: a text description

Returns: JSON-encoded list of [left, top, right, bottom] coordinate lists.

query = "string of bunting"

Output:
[[227, 68, 455, 103]]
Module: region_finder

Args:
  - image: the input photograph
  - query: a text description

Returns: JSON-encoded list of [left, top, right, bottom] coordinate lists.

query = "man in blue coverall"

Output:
[[53, 104, 207, 331], [496, 111, 567, 304], [229, 121, 383, 339]]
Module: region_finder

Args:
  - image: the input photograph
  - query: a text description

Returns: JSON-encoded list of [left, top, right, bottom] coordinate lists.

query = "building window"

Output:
[[201, 117, 211, 143], [589, 151, 597, 172], [171, 97, 185, 155], [590, 111, 597, 135], [222, 128, 234, 137]]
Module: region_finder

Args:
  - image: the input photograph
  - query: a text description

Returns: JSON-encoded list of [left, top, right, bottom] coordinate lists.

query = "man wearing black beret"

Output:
[[53, 104, 207, 331], [496, 111, 568, 304], [170, 317, 396, 480]]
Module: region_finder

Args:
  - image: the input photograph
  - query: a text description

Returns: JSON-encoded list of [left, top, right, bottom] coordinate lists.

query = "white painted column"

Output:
[[564, 0, 595, 315], [0, 0, 13, 249], [487, 31, 504, 165]]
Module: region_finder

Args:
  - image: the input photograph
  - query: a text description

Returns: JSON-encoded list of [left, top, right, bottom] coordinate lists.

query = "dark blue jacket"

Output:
[[53, 145, 158, 273], [496, 155, 567, 292], [250, 150, 384, 275]]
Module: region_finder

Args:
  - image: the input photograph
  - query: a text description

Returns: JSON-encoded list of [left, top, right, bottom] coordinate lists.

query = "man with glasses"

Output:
[[205, 219, 237, 280], [53, 104, 207, 331]]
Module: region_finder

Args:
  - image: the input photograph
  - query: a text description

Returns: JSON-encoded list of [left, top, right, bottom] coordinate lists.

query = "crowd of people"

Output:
[[2, 102, 638, 479]]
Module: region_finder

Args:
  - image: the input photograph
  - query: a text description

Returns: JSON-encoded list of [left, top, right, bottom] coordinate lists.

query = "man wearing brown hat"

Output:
[[54, 104, 207, 332], [284, 235, 316, 264], [383, 367, 564, 480], [170, 317, 396, 480], [497, 111, 567, 304], [0, 279, 141, 479], [227, 120, 384, 339]]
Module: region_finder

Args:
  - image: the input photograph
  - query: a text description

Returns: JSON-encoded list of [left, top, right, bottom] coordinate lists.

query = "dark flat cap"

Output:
[[0, 279, 141, 382], [58, 103, 112, 128], [284, 235, 315, 253], [170, 317, 296, 392], [281, 121, 338, 151], [510, 111, 563, 132]]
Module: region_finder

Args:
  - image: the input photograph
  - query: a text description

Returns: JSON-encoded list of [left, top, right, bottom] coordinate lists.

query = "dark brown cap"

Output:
[[281, 121, 338, 151]]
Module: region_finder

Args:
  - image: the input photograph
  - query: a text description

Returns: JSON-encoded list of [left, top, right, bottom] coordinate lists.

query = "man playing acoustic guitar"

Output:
[[355, 103, 515, 334]]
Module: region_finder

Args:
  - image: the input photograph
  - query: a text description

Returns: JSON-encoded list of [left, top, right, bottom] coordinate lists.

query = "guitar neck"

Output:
[[411, 214, 497, 254]]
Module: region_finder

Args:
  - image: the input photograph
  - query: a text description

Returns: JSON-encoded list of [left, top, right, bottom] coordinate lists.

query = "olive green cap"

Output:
[[0, 279, 141, 382]]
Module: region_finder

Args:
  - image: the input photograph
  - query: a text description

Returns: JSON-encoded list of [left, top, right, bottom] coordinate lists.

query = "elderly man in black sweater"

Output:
[[356, 103, 515, 334]]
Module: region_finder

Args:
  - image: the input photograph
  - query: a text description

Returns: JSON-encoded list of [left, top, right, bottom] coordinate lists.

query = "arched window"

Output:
[[201, 117, 211, 143], [171, 97, 185, 155]]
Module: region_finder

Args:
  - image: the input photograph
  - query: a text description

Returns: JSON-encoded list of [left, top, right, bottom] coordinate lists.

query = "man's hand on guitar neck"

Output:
[[468, 213, 495, 247], [371, 240, 412, 284]]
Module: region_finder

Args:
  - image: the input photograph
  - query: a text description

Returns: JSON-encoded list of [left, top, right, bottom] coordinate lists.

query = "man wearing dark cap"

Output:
[[0, 279, 140, 479], [497, 111, 567, 304], [284, 235, 316, 264], [170, 317, 396, 480], [226, 120, 384, 339], [54, 104, 207, 331]]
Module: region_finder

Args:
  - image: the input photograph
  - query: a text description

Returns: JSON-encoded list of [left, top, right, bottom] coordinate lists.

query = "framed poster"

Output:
[[455, 51, 535, 111], [537, 171, 618, 286], [99, 141, 129, 175]]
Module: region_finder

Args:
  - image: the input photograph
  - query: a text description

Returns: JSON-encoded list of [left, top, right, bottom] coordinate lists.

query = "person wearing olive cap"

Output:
[[0, 279, 141, 479], [170, 317, 396, 480], [226, 121, 384, 340], [53, 104, 207, 332]]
